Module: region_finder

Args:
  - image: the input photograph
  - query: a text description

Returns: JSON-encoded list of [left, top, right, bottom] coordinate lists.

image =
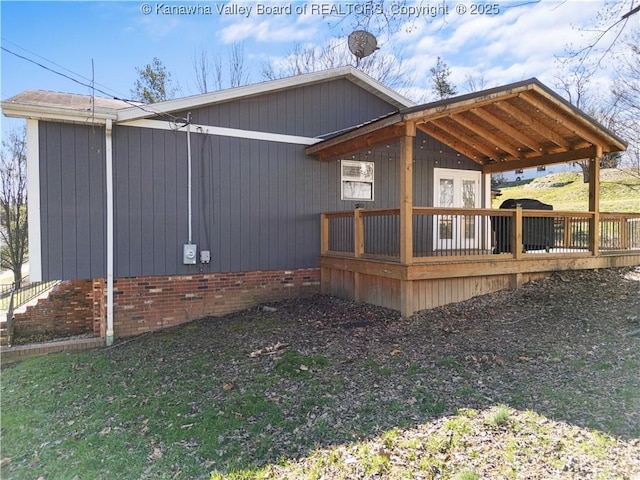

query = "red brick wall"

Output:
[[108, 268, 320, 338], [12, 280, 95, 344], [92, 279, 106, 338]]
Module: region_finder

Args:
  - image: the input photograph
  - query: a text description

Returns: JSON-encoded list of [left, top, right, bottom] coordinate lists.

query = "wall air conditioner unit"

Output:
[[341, 159, 374, 201]]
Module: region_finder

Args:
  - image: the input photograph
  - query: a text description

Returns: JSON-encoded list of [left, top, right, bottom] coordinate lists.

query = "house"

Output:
[[2, 67, 639, 345], [495, 162, 582, 183]]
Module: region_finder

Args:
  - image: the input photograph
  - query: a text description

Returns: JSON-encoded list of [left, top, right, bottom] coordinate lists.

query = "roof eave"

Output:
[[527, 83, 627, 152], [2, 102, 117, 124]]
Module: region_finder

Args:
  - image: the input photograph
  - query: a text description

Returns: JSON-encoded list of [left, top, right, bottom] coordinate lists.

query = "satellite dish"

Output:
[[348, 30, 378, 61]]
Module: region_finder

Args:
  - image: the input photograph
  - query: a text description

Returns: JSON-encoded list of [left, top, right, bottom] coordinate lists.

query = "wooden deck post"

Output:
[[513, 206, 523, 260], [399, 122, 416, 317], [354, 207, 364, 258], [353, 207, 364, 302], [589, 145, 602, 256], [399, 122, 416, 265], [320, 213, 329, 255]]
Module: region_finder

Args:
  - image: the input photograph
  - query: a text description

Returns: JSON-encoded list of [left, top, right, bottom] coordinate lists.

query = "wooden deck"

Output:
[[320, 207, 640, 316]]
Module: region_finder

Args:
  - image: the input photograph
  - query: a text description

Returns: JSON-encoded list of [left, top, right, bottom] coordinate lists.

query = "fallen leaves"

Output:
[[3, 267, 640, 479], [248, 342, 289, 358], [147, 446, 163, 462]]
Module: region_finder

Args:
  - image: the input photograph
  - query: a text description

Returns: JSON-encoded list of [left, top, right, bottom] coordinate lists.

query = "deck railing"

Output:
[[321, 207, 640, 263]]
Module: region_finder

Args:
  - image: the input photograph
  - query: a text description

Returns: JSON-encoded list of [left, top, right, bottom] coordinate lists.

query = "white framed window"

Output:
[[341, 160, 374, 201]]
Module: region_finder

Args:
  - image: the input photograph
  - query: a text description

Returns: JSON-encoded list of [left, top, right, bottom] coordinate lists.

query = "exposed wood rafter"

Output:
[[448, 113, 522, 159], [470, 107, 540, 154], [417, 123, 485, 163], [493, 101, 570, 150], [518, 92, 606, 150], [306, 79, 627, 172], [431, 117, 498, 161]]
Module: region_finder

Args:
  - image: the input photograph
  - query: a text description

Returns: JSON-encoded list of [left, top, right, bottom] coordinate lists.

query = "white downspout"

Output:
[[187, 113, 192, 244], [105, 119, 114, 346]]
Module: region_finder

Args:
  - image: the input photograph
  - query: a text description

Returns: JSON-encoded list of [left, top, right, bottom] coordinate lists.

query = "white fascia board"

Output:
[[26, 119, 42, 282], [116, 67, 414, 122], [2, 103, 116, 124], [121, 119, 322, 146], [346, 68, 416, 108]]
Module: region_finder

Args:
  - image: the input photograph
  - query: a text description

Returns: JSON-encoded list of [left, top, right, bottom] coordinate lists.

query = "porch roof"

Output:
[[306, 78, 627, 173]]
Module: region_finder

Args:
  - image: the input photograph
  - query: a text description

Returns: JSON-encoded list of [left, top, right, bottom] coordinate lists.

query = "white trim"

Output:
[[340, 160, 375, 201], [2, 103, 115, 124], [433, 168, 483, 251], [116, 67, 415, 122], [105, 119, 114, 346], [26, 119, 42, 282], [120, 119, 323, 146]]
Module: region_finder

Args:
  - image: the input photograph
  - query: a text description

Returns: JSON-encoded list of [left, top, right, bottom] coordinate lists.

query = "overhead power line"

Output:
[[1, 45, 184, 124]]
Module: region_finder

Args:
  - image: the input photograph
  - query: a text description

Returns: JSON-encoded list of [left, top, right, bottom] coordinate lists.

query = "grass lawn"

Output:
[[1, 270, 639, 479], [493, 168, 640, 212]]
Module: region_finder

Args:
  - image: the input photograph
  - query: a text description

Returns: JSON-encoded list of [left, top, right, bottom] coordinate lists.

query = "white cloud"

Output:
[[395, 0, 610, 90]]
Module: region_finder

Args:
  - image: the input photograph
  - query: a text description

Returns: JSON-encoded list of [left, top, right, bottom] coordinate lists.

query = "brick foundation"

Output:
[[12, 280, 96, 344], [108, 268, 320, 338]]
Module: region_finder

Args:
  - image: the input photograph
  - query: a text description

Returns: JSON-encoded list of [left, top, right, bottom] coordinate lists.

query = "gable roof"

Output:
[[1, 67, 415, 125], [1, 90, 133, 123], [306, 78, 627, 172]]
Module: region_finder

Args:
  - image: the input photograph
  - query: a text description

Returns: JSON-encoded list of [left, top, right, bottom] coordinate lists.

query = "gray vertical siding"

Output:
[[39, 122, 105, 280], [38, 78, 482, 280]]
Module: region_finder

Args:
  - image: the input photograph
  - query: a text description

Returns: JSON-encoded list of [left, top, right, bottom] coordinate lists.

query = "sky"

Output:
[[0, 0, 633, 136]]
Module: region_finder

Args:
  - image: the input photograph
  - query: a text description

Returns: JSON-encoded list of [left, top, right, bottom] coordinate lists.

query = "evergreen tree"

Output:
[[430, 57, 457, 99], [131, 57, 176, 103]]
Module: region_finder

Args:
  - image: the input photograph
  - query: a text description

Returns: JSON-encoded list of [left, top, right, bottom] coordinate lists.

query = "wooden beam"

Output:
[[313, 124, 406, 161], [448, 112, 522, 158], [519, 92, 608, 149], [417, 123, 485, 163], [431, 118, 499, 160], [399, 124, 415, 265], [403, 90, 525, 124], [320, 252, 640, 282], [482, 146, 597, 174], [470, 107, 541, 154], [494, 100, 570, 149]]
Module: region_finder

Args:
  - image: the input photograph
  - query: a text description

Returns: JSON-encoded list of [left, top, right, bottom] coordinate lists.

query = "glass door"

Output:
[[434, 169, 482, 251]]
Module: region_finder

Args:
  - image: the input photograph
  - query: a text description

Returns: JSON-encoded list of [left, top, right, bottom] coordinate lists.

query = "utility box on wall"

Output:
[[183, 244, 197, 264]]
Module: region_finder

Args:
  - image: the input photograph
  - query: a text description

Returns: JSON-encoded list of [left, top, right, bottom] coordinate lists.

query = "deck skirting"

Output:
[[321, 252, 640, 316]]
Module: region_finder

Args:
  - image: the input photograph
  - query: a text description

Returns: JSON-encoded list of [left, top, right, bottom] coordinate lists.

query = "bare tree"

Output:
[[561, 1, 640, 70], [464, 73, 487, 93], [553, 61, 622, 182], [1, 127, 28, 288], [192, 47, 211, 94], [611, 31, 640, 173], [228, 43, 249, 88], [261, 37, 414, 93], [191, 43, 250, 94]]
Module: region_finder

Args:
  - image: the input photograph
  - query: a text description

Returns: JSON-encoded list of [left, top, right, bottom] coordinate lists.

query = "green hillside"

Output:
[[493, 169, 640, 212]]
